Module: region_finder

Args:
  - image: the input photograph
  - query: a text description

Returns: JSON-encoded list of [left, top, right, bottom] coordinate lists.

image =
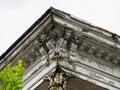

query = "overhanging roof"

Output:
[[1, 7, 120, 61], [0, 7, 120, 90], [0, 8, 51, 60]]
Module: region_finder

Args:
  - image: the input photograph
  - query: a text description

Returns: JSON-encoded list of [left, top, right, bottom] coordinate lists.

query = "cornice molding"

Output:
[[0, 7, 120, 90]]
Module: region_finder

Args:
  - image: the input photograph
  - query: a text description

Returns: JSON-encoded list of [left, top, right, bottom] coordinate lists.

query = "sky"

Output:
[[0, 0, 120, 55]]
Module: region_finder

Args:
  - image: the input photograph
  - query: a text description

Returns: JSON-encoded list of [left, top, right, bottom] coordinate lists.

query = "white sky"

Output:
[[0, 0, 120, 55]]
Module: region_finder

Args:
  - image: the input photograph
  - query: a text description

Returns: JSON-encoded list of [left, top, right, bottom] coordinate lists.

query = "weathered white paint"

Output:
[[1, 8, 120, 90], [23, 61, 56, 90], [61, 66, 119, 90]]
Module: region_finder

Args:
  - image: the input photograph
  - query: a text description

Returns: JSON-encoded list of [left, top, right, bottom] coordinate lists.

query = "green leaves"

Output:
[[0, 60, 25, 90]]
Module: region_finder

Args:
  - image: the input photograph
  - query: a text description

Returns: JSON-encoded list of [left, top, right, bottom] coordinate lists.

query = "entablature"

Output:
[[0, 7, 120, 90]]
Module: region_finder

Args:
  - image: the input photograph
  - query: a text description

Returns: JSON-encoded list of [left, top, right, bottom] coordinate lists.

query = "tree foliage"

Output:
[[0, 60, 25, 90]]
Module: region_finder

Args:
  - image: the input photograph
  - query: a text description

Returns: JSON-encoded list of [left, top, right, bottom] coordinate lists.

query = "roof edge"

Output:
[[0, 7, 52, 60]]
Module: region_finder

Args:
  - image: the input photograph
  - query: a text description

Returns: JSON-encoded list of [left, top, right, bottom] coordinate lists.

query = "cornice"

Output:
[[0, 7, 120, 90]]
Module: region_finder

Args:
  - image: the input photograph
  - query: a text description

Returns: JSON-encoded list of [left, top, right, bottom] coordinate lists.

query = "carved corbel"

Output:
[[69, 42, 77, 52], [105, 53, 112, 61], [37, 34, 51, 63], [64, 31, 72, 51], [47, 38, 65, 59], [46, 39, 56, 51], [96, 50, 104, 58], [37, 34, 49, 51], [87, 46, 96, 54], [79, 43, 87, 50], [23, 53, 35, 68], [24, 57, 30, 68], [34, 43, 42, 57], [112, 57, 120, 64]]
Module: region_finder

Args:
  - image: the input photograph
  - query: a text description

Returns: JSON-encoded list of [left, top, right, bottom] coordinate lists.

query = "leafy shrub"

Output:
[[0, 60, 25, 90]]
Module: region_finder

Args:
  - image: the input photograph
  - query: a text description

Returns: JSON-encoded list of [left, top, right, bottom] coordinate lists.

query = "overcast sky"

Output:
[[0, 0, 120, 55]]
